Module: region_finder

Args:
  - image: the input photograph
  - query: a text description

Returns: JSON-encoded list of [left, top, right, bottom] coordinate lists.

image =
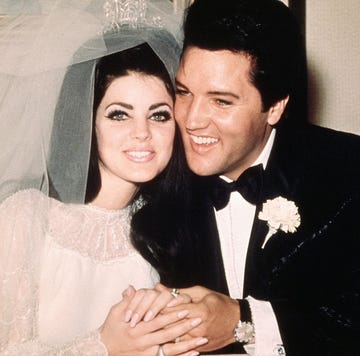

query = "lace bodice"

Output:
[[48, 200, 134, 261], [0, 189, 159, 355]]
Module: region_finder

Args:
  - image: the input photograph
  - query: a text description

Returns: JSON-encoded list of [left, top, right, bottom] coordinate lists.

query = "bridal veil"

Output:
[[0, 0, 183, 203]]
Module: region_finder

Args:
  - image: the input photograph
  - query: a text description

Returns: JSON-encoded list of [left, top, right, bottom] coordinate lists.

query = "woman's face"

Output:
[[95, 72, 175, 188]]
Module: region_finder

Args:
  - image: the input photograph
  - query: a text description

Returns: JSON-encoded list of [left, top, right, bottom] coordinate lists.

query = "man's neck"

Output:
[[220, 129, 276, 182], [253, 128, 276, 170]]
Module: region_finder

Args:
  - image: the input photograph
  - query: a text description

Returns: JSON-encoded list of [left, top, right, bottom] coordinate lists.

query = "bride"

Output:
[[0, 1, 207, 355]]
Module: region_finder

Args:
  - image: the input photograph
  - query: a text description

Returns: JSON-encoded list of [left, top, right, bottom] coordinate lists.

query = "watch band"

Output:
[[238, 298, 252, 323]]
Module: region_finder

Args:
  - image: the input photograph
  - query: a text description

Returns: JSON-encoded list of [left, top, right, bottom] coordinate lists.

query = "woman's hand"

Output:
[[123, 284, 191, 327], [100, 288, 208, 356]]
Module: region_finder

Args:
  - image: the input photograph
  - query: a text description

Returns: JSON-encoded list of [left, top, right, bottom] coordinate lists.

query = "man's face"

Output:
[[175, 47, 285, 180]]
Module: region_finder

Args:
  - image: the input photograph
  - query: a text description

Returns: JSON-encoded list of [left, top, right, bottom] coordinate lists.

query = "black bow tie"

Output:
[[209, 164, 264, 210]]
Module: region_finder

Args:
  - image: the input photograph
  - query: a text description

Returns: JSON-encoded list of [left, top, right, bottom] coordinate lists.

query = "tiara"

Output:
[[103, 0, 163, 32]]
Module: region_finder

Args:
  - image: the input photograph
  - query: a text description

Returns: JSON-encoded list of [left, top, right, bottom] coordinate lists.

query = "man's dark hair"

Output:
[[183, 0, 307, 120]]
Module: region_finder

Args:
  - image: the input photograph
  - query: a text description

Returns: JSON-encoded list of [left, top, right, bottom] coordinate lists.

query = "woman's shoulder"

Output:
[[1, 188, 50, 209]]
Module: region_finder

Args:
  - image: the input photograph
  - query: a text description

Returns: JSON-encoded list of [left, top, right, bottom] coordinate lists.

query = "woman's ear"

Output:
[[267, 95, 289, 125]]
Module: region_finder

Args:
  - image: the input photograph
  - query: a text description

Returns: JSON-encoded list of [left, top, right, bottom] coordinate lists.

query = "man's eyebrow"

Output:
[[208, 91, 240, 99], [175, 80, 240, 99], [175, 79, 188, 88]]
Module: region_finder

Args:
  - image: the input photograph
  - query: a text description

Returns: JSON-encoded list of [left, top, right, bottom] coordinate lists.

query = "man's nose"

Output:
[[182, 97, 210, 130]]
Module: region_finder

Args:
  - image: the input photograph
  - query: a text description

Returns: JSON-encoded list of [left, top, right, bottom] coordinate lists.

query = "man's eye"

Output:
[[215, 99, 232, 106], [175, 88, 189, 96]]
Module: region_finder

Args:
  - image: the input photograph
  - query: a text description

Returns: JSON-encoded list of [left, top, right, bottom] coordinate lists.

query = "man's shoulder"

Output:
[[275, 123, 360, 162], [268, 123, 359, 199], [300, 124, 360, 146]]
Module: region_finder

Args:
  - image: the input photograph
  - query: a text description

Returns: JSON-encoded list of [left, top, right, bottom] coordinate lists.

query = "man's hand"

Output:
[[156, 284, 240, 352]]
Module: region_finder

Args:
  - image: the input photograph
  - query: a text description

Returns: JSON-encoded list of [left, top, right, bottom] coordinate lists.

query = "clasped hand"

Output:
[[154, 284, 240, 352], [100, 283, 240, 355], [99, 283, 209, 356]]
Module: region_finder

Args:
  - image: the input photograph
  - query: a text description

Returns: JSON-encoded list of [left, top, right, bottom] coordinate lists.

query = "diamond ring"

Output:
[[170, 288, 180, 298]]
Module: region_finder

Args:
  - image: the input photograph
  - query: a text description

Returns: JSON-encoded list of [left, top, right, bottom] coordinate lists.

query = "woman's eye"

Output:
[[150, 110, 172, 122], [106, 110, 128, 121]]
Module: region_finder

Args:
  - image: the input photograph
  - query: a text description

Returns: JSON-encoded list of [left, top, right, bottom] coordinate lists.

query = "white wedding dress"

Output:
[[0, 189, 159, 355]]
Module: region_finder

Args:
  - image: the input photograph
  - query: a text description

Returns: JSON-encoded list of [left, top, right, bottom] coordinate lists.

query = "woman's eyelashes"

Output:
[[149, 110, 172, 122], [105, 109, 129, 121], [105, 108, 172, 122]]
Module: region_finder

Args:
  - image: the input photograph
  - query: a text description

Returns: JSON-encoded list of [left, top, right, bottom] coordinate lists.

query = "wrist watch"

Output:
[[234, 320, 255, 344], [233, 299, 255, 344]]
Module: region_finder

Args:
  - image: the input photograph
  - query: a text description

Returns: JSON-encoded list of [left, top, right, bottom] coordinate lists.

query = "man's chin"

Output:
[[187, 160, 220, 176]]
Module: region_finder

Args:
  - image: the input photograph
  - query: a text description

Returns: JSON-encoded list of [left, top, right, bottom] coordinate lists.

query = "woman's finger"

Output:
[[155, 282, 169, 292], [126, 287, 192, 327], [166, 291, 192, 308], [130, 289, 169, 326], [125, 288, 160, 326], [162, 336, 208, 356], [154, 284, 192, 308], [131, 309, 189, 336], [140, 312, 204, 346], [143, 289, 176, 321]]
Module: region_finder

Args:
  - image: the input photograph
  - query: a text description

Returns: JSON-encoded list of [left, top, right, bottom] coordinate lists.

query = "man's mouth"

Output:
[[190, 134, 219, 145]]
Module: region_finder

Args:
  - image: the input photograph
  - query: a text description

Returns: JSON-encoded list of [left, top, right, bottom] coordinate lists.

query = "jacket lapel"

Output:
[[197, 198, 229, 294], [243, 127, 304, 297]]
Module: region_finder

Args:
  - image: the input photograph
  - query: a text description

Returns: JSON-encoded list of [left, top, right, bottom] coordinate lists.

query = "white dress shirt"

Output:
[[215, 129, 285, 356]]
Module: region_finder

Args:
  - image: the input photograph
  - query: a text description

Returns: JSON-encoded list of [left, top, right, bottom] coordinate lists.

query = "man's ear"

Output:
[[267, 96, 289, 125]]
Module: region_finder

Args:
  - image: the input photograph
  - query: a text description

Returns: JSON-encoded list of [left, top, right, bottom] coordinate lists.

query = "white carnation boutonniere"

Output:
[[258, 196, 301, 249]]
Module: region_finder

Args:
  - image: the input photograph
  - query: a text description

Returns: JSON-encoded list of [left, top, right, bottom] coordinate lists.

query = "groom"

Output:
[[165, 0, 360, 355]]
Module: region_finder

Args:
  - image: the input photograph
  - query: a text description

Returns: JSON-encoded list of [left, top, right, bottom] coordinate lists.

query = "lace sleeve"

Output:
[[1, 330, 108, 355], [0, 190, 46, 350], [0, 190, 109, 355]]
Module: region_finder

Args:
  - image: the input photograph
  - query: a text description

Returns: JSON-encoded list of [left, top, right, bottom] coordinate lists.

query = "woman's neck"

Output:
[[90, 181, 139, 210]]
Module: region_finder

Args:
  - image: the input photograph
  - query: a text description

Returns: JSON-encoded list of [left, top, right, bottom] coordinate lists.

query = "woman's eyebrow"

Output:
[[149, 102, 172, 110]]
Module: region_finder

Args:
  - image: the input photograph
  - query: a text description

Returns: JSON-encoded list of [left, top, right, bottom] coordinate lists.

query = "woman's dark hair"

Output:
[[89, 46, 195, 283], [49, 39, 192, 280], [85, 42, 176, 202], [130, 124, 197, 286], [183, 0, 307, 124]]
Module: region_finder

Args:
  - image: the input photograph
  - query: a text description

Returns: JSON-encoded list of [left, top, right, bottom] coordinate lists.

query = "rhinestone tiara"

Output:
[[103, 0, 162, 32]]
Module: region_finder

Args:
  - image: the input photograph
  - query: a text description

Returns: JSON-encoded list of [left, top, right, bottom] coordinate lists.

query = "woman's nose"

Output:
[[130, 120, 151, 141]]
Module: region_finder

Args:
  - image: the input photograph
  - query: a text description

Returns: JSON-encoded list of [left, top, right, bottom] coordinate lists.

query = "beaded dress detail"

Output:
[[49, 199, 133, 262]]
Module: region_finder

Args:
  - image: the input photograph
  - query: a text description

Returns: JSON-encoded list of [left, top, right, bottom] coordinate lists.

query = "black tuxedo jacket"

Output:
[[164, 124, 360, 355]]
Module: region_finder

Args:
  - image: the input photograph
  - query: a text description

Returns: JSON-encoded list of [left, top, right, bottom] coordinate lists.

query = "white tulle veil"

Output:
[[0, 0, 183, 203]]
